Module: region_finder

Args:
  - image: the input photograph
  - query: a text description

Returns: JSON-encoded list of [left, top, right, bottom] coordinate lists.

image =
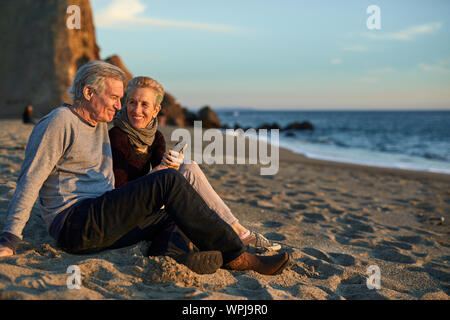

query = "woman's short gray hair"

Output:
[[69, 60, 126, 103], [127, 76, 165, 105]]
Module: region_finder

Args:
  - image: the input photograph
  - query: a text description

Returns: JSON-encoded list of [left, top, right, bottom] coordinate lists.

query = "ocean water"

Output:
[[216, 110, 450, 175]]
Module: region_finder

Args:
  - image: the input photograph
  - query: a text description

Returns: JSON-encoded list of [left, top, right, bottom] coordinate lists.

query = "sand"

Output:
[[0, 120, 449, 300]]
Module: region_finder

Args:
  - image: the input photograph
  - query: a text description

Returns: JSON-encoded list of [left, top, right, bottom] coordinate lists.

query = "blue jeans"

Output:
[[57, 169, 244, 264]]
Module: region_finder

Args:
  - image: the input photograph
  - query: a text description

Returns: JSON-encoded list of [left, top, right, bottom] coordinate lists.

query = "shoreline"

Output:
[[159, 124, 450, 183], [243, 130, 450, 178], [216, 110, 450, 177], [279, 146, 450, 183]]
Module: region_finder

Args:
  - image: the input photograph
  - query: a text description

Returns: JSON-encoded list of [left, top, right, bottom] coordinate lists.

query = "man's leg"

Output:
[[106, 209, 196, 255], [58, 169, 244, 263], [178, 162, 282, 252]]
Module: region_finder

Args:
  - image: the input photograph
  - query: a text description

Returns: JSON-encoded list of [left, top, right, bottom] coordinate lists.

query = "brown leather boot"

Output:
[[224, 252, 291, 275]]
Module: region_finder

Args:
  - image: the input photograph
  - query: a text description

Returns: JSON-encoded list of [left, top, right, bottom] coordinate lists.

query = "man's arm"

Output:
[[0, 113, 68, 255]]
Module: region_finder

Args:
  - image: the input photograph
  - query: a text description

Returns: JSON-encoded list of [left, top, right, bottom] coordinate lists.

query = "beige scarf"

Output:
[[113, 106, 158, 150]]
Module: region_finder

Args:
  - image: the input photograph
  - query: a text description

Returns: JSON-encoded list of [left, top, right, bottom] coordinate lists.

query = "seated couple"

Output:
[[0, 60, 290, 275]]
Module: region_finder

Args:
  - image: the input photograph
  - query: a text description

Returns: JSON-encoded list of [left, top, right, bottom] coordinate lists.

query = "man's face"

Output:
[[86, 78, 124, 123]]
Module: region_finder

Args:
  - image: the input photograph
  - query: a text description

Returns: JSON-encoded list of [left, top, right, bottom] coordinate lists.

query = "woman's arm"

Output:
[[150, 130, 166, 168], [109, 127, 131, 188], [150, 130, 168, 172]]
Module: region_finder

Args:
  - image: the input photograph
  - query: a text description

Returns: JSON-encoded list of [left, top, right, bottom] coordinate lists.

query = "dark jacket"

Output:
[[109, 127, 166, 188]]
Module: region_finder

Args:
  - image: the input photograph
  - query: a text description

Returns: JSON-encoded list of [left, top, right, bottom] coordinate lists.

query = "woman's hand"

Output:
[[161, 149, 184, 170]]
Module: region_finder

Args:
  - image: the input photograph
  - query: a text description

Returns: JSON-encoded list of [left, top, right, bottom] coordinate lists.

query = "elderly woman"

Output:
[[109, 76, 280, 253]]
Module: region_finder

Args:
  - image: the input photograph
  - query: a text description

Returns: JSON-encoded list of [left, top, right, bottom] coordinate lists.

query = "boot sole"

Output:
[[271, 252, 292, 275], [173, 251, 223, 274]]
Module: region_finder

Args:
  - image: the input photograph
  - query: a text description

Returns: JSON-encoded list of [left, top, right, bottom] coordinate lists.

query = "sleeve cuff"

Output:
[[0, 232, 21, 253]]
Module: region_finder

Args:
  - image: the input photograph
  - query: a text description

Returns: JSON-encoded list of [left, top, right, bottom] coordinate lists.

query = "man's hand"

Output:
[[0, 245, 13, 257], [161, 149, 184, 170]]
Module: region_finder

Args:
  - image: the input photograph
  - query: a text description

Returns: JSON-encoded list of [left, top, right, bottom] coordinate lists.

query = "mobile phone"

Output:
[[172, 141, 187, 153]]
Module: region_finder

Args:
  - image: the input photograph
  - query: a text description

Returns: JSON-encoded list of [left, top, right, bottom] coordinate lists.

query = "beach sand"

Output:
[[0, 120, 449, 300]]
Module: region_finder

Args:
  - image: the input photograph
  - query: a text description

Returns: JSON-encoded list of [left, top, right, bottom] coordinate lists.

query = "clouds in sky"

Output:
[[359, 77, 378, 83], [330, 58, 342, 65], [94, 0, 241, 33], [366, 22, 442, 41], [341, 45, 368, 52], [367, 67, 395, 74], [90, 1, 449, 109], [418, 59, 450, 74]]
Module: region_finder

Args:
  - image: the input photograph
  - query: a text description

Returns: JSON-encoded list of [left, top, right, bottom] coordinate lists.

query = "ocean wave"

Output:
[[218, 110, 450, 174], [415, 152, 450, 162]]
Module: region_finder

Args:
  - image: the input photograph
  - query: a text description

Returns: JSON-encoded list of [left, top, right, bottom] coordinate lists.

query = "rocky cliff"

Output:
[[0, 0, 99, 118], [0, 0, 218, 127]]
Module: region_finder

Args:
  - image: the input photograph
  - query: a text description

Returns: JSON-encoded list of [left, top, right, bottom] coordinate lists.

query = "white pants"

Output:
[[177, 162, 239, 227]]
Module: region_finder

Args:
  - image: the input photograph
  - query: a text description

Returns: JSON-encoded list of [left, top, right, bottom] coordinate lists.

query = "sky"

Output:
[[90, 0, 450, 110]]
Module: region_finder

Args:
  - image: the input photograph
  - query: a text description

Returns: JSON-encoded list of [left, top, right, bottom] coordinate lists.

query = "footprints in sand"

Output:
[[301, 247, 357, 268], [262, 221, 284, 228], [300, 213, 329, 224], [263, 232, 286, 241], [329, 253, 357, 267], [183, 164, 450, 298], [371, 245, 416, 264], [240, 186, 352, 221], [290, 203, 307, 210], [260, 221, 286, 242], [250, 200, 276, 209], [395, 235, 435, 247]]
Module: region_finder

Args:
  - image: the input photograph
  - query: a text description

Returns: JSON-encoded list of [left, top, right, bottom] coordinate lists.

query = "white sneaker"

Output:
[[241, 231, 281, 253]]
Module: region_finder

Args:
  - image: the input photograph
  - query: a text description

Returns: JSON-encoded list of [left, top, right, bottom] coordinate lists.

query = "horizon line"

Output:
[[189, 107, 450, 112]]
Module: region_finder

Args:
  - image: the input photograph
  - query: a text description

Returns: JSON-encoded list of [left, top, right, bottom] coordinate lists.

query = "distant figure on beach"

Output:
[[0, 60, 290, 275], [109, 76, 281, 253], [22, 105, 35, 124]]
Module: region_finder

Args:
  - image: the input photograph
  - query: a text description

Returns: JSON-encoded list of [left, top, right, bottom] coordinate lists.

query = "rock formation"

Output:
[[257, 123, 282, 130], [284, 121, 315, 131], [104, 55, 133, 88], [0, 0, 209, 126], [0, 0, 99, 118], [159, 93, 191, 127], [197, 106, 221, 128]]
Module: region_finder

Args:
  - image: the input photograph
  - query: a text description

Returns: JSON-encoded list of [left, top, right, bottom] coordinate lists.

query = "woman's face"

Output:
[[126, 87, 161, 129]]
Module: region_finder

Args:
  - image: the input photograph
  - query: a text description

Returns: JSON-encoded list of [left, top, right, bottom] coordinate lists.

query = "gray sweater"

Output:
[[1, 104, 114, 245]]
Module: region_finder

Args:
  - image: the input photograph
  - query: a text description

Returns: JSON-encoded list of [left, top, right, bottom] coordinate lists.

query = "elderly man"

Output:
[[0, 61, 290, 275]]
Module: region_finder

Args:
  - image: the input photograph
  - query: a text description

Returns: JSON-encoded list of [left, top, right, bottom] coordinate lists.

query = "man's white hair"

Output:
[[69, 60, 126, 103]]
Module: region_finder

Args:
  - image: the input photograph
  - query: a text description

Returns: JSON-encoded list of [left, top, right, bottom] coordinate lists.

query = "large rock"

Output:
[[0, 0, 191, 123], [0, 0, 100, 118], [182, 108, 199, 127], [104, 55, 133, 88], [197, 105, 221, 128], [158, 92, 201, 127], [159, 92, 188, 127], [257, 122, 282, 130], [284, 121, 315, 131]]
